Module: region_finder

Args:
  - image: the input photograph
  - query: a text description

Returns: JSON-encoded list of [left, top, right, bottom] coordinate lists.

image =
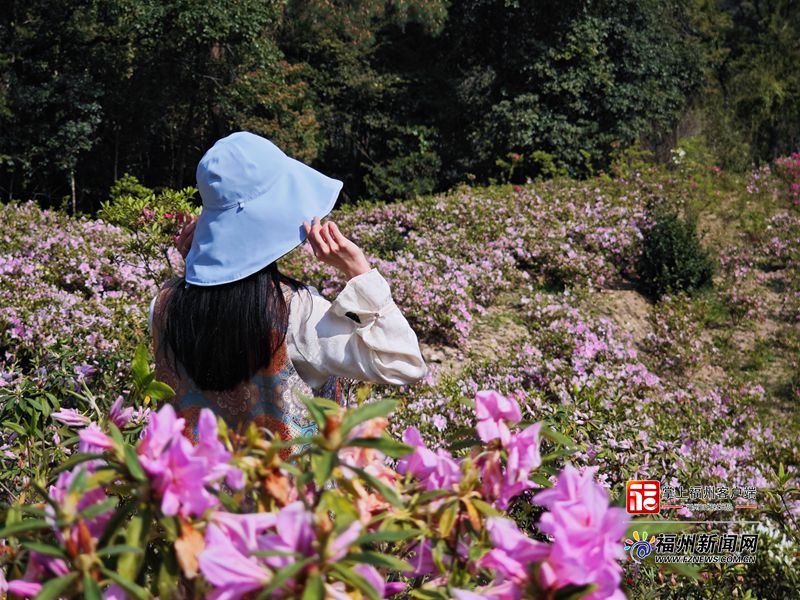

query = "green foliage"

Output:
[[637, 210, 715, 299], [0, 0, 716, 206], [689, 0, 800, 169], [430, 0, 701, 182], [0, 0, 316, 206], [98, 174, 199, 278]]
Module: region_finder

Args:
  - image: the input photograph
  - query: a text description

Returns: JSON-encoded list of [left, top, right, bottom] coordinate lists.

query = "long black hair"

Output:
[[156, 262, 306, 391]]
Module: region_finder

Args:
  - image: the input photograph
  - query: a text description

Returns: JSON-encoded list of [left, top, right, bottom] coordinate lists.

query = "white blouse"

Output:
[[148, 268, 427, 389]]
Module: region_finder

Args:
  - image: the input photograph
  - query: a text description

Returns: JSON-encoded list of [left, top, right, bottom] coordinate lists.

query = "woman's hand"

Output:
[[303, 216, 371, 280], [174, 215, 197, 259]]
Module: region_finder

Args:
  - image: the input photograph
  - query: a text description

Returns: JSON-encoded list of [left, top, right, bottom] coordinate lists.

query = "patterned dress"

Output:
[[151, 283, 342, 453]]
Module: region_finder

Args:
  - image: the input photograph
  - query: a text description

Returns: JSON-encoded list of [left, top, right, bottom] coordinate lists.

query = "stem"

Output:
[[70, 170, 77, 216]]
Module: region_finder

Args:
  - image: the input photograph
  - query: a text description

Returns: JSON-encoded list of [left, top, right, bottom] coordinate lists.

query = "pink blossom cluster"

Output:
[[774, 152, 800, 205], [398, 391, 542, 510], [452, 466, 627, 600], [138, 405, 244, 517], [0, 201, 159, 405]]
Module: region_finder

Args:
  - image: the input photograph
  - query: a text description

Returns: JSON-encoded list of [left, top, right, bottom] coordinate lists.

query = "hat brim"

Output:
[[184, 156, 343, 286]]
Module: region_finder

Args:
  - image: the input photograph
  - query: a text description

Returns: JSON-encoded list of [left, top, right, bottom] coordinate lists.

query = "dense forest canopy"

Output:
[[1, 0, 798, 209]]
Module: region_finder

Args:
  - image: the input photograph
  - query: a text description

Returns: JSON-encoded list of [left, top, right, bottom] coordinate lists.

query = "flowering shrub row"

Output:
[[0, 389, 628, 599]]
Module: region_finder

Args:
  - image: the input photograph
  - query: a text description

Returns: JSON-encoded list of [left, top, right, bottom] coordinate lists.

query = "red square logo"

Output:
[[626, 480, 660, 514]]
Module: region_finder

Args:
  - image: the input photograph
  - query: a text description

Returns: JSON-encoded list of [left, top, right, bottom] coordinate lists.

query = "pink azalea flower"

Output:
[[533, 464, 628, 600], [78, 423, 114, 452], [153, 437, 218, 518], [397, 427, 461, 491], [103, 584, 128, 599], [194, 410, 244, 490], [137, 404, 186, 477], [138, 406, 241, 517], [475, 391, 521, 445], [353, 564, 407, 597], [198, 524, 269, 600], [109, 395, 134, 428], [6, 580, 43, 597], [329, 521, 363, 561], [257, 501, 315, 570], [47, 467, 114, 546], [339, 418, 392, 477], [478, 517, 548, 593], [209, 511, 277, 554], [407, 539, 446, 576], [51, 408, 91, 427], [479, 423, 542, 509]]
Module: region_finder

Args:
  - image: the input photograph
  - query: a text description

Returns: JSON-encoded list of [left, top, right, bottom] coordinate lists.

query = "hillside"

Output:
[[1, 161, 798, 597]]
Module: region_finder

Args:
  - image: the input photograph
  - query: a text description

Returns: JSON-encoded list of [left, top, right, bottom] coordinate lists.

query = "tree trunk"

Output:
[[70, 170, 77, 215]]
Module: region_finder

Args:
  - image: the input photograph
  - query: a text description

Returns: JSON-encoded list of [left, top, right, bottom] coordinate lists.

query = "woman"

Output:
[[148, 132, 427, 445]]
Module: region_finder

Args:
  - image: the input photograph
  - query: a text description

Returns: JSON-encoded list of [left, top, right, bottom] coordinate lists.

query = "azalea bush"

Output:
[[0, 387, 629, 599], [773, 151, 800, 206], [97, 174, 200, 281], [0, 201, 161, 467], [2, 161, 800, 598]]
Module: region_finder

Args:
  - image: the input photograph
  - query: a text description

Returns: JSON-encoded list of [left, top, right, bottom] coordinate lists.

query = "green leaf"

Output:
[[411, 590, 450, 600], [312, 451, 336, 487], [471, 498, 502, 517], [21, 541, 68, 559], [300, 396, 327, 430], [144, 380, 175, 402], [530, 473, 555, 488], [83, 572, 103, 600], [0, 519, 51, 538], [108, 423, 125, 447], [341, 399, 396, 437], [437, 501, 459, 538], [345, 551, 413, 572], [541, 425, 576, 447], [87, 468, 123, 489], [98, 544, 143, 557], [329, 562, 380, 600], [33, 572, 79, 600], [352, 528, 422, 546], [3, 420, 27, 435], [100, 567, 151, 600], [347, 436, 412, 458], [554, 583, 598, 600], [257, 556, 314, 599], [156, 544, 179, 600], [123, 445, 147, 482], [663, 560, 701, 580], [98, 498, 136, 548], [81, 497, 119, 520], [447, 436, 482, 452], [301, 573, 324, 600], [345, 465, 403, 508], [131, 345, 150, 388], [118, 507, 151, 581], [250, 549, 303, 559], [50, 452, 104, 476]]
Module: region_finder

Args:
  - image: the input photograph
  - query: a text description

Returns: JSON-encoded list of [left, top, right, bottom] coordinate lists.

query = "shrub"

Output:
[[637, 211, 715, 299], [0, 362, 630, 599], [773, 152, 800, 205]]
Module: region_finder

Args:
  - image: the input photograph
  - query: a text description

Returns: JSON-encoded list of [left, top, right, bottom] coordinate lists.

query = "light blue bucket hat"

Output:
[[184, 131, 343, 286]]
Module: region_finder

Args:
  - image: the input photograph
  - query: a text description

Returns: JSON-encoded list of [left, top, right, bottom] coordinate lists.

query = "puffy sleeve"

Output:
[[286, 268, 428, 389]]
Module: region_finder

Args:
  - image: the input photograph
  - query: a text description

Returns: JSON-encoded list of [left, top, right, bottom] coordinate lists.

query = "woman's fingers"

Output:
[[308, 216, 329, 256], [328, 221, 348, 246], [175, 218, 196, 258], [319, 222, 339, 252]]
